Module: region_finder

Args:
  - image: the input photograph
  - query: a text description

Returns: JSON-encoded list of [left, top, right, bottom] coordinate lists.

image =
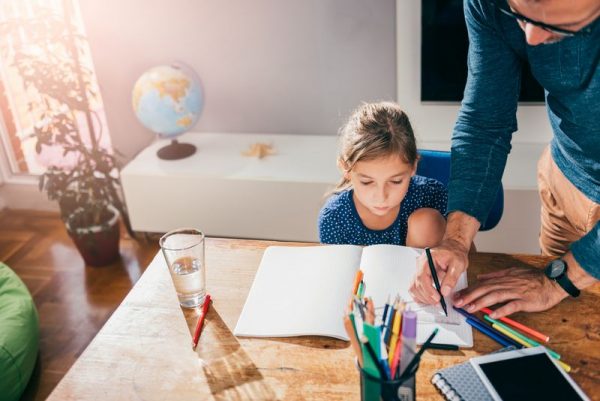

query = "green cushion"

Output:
[[0, 263, 39, 401]]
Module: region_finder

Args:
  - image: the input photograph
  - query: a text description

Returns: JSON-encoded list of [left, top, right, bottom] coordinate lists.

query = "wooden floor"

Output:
[[0, 209, 160, 401]]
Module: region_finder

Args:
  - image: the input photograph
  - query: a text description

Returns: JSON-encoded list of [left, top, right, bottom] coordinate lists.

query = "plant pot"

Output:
[[65, 205, 121, 267]]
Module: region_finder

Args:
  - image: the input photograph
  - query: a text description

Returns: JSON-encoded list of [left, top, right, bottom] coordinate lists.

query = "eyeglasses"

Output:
[[490, 0, 595, 38]]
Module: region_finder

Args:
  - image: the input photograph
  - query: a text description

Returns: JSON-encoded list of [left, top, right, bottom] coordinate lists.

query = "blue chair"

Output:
[[416, 149, 504, 231]]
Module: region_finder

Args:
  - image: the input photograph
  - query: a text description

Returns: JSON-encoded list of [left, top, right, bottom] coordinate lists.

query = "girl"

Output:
[[318, 102, 446, 247]]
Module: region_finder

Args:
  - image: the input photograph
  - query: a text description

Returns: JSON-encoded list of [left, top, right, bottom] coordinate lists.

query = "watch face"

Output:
[[547, 259, 566, 279]]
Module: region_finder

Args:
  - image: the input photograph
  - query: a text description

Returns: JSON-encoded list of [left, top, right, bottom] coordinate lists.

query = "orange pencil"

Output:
[[192, 294, 212, 350], [344, 313, 364, 367], [365, 297, 376, 325], [481, 307, 549, 343], [352, 269, 364, 295]]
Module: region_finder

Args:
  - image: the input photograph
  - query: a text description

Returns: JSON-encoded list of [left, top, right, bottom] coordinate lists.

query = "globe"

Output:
[[132, 64, 203, 159]]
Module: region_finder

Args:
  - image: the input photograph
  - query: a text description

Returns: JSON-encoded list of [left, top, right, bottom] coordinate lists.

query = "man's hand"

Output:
[[453, 267, 568, 318], [454, 252, 597, 318], [410, 211, 479, 304], [410, 238, 470, 304]]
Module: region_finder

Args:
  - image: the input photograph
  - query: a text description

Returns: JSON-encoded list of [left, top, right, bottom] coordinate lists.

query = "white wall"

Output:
[[78, 0, 397, 160]]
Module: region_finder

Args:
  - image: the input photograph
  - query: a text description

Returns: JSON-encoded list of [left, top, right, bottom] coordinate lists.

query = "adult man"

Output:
[[411, 0, 600, 318]]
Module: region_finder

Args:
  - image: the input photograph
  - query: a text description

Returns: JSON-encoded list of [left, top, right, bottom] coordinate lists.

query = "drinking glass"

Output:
[[159, 228, 206, 308]]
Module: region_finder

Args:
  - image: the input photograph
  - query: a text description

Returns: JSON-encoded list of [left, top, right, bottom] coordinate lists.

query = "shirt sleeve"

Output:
[[570, 221, 600, 280], [447, 0, 521, 224]]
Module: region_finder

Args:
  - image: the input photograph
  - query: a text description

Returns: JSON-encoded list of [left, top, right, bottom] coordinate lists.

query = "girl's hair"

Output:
[[333, 102, 418, 192]]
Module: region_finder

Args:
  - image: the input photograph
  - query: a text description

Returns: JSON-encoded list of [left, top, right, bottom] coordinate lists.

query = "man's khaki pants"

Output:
[[538, 146, 600, 256]]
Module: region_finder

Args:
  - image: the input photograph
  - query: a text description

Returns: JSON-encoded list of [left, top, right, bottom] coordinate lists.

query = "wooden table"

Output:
[[46, 238, 600, 401]]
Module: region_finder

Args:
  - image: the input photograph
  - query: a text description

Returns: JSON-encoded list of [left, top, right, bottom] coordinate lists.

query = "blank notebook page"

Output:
[[234, 245, 362, 340]]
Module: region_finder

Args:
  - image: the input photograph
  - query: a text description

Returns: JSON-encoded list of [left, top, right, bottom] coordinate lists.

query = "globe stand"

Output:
[[157, 139, 196, 160]]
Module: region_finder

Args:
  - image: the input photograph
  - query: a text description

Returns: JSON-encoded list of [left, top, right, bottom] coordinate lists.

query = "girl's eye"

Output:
[[390, 180, 403, 185], [360, 181, 373, 186]]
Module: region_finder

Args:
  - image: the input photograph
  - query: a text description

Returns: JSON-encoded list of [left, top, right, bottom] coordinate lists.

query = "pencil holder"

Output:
[[357, 362, 417, 401]]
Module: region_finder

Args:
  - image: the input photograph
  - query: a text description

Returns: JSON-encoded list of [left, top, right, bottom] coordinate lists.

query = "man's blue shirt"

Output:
[[450, 0, 600, 277]]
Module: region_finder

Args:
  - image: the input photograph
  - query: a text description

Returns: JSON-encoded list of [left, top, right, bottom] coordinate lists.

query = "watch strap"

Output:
[[556, 273, 580, 298]]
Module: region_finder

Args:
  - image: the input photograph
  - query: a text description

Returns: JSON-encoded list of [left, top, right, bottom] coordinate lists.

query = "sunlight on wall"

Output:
[[0, 0, 111, 176]]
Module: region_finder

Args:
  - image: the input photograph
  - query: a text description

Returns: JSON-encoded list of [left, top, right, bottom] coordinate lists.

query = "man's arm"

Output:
[[411, 0, 521, 303]]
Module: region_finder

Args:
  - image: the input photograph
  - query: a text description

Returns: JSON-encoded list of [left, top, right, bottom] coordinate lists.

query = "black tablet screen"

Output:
[[479, 353, 585, 401]]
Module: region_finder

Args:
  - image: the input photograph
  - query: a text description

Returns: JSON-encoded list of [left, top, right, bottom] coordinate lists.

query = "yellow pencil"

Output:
[[388, 310, 402, 365], [492, 323, 571, 372]]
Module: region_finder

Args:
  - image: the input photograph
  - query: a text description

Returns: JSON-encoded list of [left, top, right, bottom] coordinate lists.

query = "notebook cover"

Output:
[[431, 347, 516, 401]]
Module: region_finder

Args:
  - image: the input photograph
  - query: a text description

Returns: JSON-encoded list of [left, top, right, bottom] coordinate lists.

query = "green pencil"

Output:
[[483, 314, 561, 360]]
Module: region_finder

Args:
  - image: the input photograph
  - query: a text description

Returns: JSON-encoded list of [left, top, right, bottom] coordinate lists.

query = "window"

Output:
[[0, 0, 111, 178]]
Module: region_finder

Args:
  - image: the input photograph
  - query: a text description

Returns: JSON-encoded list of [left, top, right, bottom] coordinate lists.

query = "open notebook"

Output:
[[234, 244, 473, 346]]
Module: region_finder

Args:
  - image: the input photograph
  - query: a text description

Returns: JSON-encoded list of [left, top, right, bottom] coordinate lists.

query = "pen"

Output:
[[428, 343, 459, 351], [353, 297, 366, 320], [425, 248, 447, 317], [381, 295, 391, 325], [192, 294, 212, 350]]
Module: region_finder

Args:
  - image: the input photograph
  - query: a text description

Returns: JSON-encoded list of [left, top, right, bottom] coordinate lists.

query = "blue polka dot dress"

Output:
[[318, 175, 447, 245]]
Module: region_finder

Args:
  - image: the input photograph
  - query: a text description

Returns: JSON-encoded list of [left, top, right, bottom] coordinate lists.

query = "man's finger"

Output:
[[488, 300, 524, 319], [462, 289, 520, 313], [440, 265, 462, 296], [454, 283, 511, 307]]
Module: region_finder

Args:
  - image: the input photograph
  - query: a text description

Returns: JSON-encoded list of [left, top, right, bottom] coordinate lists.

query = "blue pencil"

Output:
[[453, 307, 522, 348]]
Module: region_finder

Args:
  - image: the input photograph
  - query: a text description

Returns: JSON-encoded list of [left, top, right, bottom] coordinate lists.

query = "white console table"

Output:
[[121, 132, 340, 242], [121, 132, 546, 253]]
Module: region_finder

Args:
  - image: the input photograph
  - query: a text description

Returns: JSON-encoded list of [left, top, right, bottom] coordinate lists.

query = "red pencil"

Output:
[[480, 307, 549, 343], [192, 294, 212, 350]]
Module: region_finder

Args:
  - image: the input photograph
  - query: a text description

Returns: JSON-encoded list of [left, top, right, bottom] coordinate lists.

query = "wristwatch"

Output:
[[544, 259, 580, 298]]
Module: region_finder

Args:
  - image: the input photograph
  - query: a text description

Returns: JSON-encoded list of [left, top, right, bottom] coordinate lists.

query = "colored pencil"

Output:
[[390, 330, 403, 379], [192, 294, 212, 350], [365, 297, 375, 325], [491, 323, 571, 372], [454, 307, 518, 348], [387, 310, 402, 365], [344, 313, 363, 367], [481, 307, 549, 343], [484, 315, 560, 360], [352, 269, 364, 295]]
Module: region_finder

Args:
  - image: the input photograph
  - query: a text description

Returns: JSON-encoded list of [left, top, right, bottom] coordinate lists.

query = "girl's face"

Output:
[[346, 154, 416, 217]]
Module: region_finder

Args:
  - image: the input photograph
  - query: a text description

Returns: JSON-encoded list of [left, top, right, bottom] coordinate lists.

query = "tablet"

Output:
[[470, 346, 589, 401]]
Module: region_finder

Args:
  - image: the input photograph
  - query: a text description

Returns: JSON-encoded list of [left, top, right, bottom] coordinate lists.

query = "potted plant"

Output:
[[0, 2, 132, 266]]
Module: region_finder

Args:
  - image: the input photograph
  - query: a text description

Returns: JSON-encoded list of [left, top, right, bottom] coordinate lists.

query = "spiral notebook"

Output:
[[431, 347, 516, 401], [432, 359, 494, 401]]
